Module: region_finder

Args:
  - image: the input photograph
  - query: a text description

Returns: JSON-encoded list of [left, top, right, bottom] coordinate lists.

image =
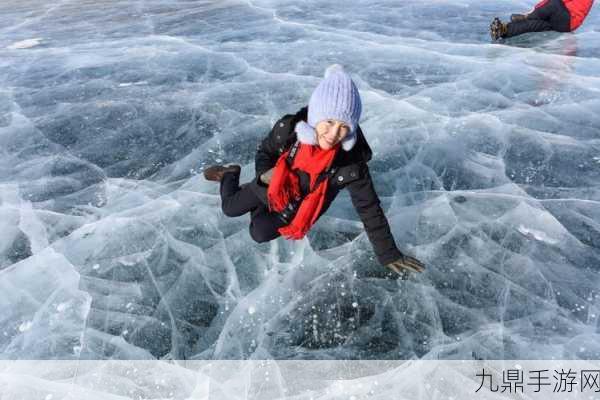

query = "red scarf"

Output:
[[267, 143, 339, 239]]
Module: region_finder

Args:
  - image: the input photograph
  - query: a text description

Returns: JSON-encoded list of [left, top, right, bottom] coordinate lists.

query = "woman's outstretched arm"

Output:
[[346, 163, 403, 265], [346, 164, 425, 275]]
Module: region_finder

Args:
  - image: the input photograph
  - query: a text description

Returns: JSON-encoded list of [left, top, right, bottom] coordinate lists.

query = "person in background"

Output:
[[203, 65, 425, 278], [490, 0, 594, 40]]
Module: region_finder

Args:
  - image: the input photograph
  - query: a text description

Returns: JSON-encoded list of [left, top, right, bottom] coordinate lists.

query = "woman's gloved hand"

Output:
[[385, 254, 425, 277], [260, 168, 274, 185]]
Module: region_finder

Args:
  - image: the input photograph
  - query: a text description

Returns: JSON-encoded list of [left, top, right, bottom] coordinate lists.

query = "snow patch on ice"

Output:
[[517, 225, 559, 245], [118, 81, 148, 87], [7, 38, 43, 49], [18, 321, 33, 332]]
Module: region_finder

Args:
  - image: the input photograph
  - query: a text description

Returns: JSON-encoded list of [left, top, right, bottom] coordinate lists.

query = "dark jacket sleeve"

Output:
[[346, 163, 403, 265], [255, 116, 295, 179]]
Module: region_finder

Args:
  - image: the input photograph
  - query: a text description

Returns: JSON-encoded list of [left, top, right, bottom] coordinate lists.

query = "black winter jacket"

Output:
[[254, 107, 403, 266]]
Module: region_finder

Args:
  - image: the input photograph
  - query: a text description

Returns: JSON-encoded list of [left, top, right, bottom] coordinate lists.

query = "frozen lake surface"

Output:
[[1, 0, 599, 361]]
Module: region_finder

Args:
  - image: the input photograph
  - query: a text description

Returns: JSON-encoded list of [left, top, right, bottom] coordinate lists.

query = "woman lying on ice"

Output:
[[490, 0, 594, 40], [203, 65, 425, 278]]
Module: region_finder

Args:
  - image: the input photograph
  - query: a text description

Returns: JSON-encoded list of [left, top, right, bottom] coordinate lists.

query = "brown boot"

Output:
[[203, 164, 241, 182], [490, 18, 508, 40]]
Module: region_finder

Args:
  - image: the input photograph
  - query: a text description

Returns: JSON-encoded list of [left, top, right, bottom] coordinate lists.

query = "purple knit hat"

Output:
[[295, 64, 362, 151]]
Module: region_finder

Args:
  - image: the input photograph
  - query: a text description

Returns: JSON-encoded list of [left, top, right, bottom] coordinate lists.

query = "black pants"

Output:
[[505, 0, 571, 38], [220, 171, 286, 243]]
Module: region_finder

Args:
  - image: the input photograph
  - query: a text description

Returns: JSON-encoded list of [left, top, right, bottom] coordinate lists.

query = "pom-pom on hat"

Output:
[[295, 64, 362, 151]]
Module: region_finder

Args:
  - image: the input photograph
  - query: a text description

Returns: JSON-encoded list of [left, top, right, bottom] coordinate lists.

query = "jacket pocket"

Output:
[[333, 164, 361, 187]]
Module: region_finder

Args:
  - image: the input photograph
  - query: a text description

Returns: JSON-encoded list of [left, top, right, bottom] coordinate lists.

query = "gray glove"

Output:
[[260, 168, 274, 185], [385, 254, 425, 277]]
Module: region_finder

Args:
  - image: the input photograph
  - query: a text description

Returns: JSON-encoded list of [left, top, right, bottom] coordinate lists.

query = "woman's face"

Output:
[[315, 119, 350, 150]]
